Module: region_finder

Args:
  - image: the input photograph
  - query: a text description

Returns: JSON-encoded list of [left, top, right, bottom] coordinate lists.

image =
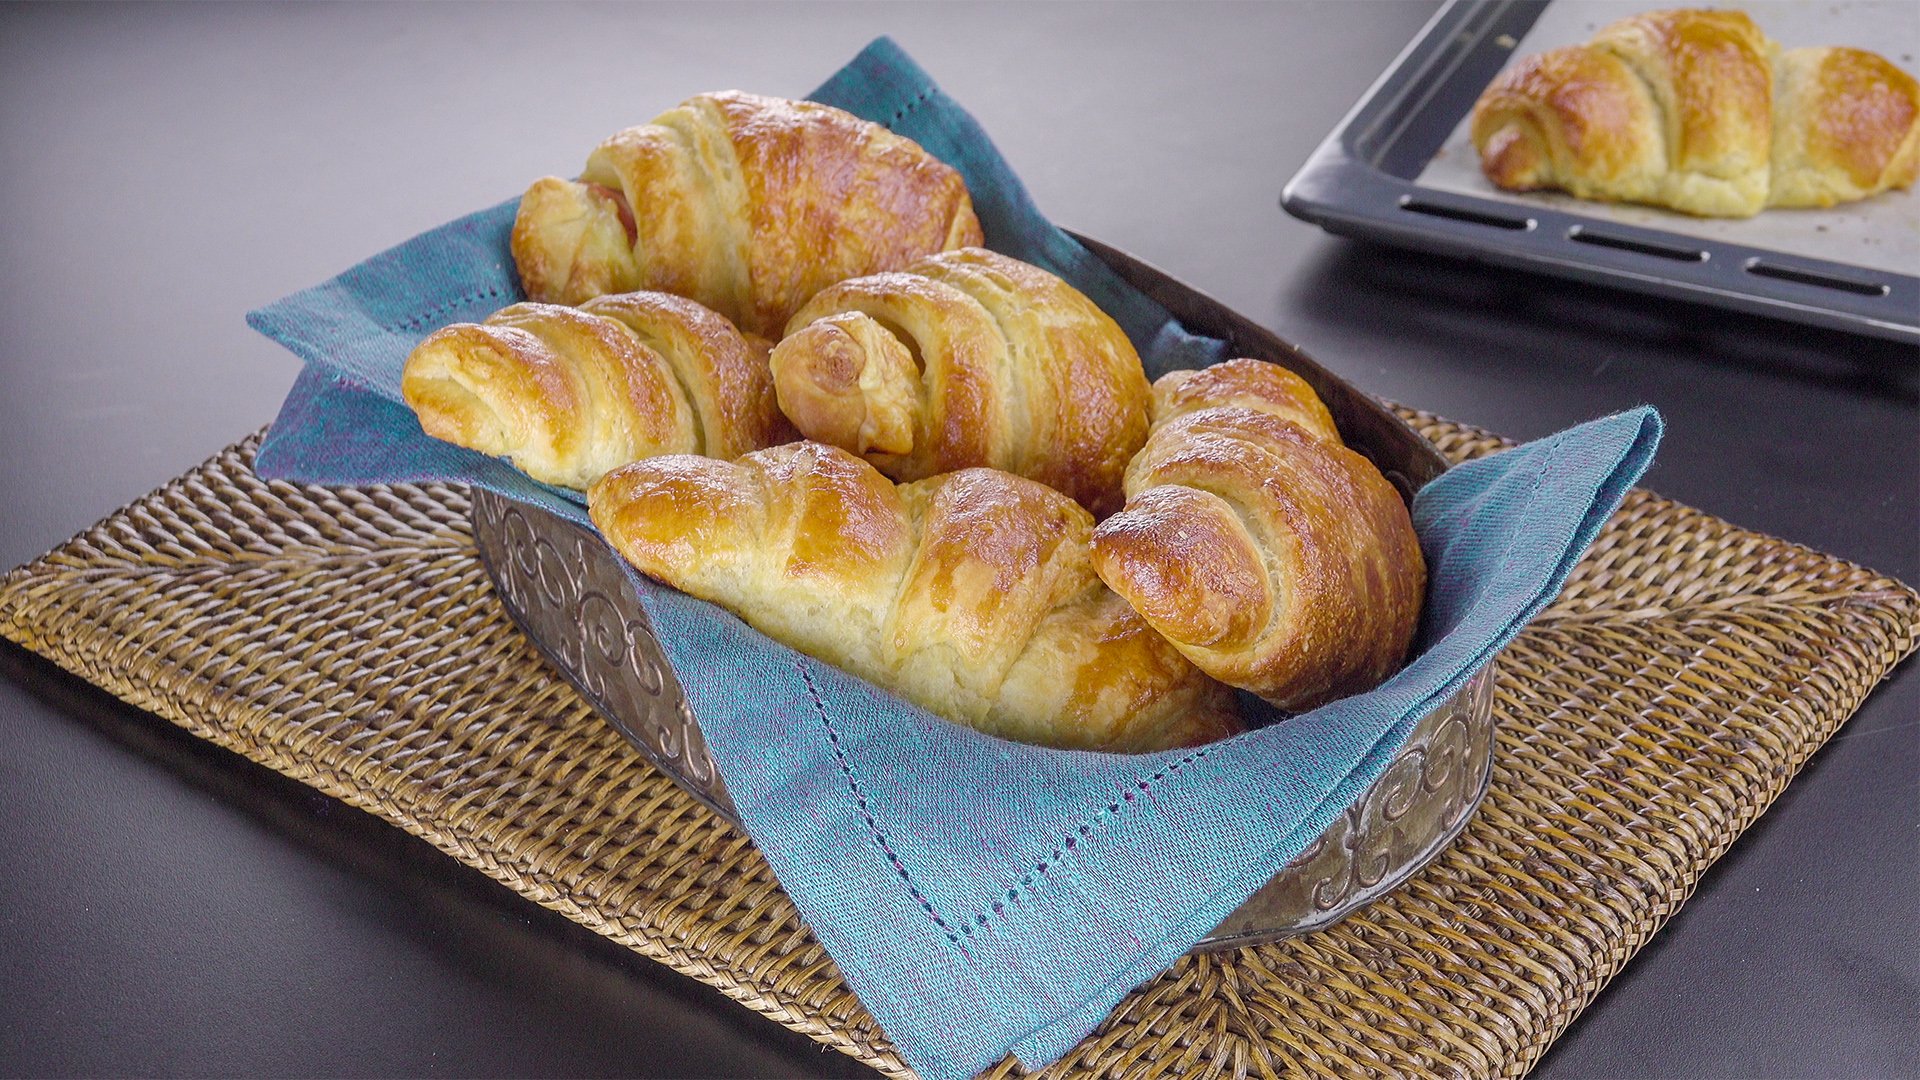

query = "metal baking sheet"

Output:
[[1419, 0, 1919, 276], [1282, 0, 1919, 342]]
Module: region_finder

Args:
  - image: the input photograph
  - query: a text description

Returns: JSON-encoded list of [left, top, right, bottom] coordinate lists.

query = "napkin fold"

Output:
[[247, 37, 1662, 1080]]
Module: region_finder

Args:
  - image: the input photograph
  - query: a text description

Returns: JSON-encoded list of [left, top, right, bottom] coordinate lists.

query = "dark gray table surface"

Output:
[[2, 3, 1913, 1077]]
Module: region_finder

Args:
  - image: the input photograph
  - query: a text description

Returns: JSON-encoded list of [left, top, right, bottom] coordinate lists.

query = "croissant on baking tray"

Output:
[[1770, 45, 1920, 208], [1089, 359, 1426, 713], [588, 441, 1244, 753], [768, 247, 1151, 518], [513, 91, 985, 338], [401, 291, 796, 490], [1471, 8, 1920, 216]]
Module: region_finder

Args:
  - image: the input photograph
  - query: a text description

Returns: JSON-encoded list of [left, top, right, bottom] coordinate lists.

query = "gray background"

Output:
[[2, 3, 1913, 1077]]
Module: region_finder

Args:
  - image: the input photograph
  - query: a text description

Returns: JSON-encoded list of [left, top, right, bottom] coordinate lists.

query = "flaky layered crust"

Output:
[[1590, 8, 1775, 215], [1470, 8, 1920, 216], [588, 443, 1242, 753], [769, 248, 1151, 517], [400, 294, 793, 490], [578, 291, 794, 460], [1090, 360, 1425, 713], [1770, 46, 1920, 207], [1148, 359, 1340, 442], [1472, 44, 1669, 205], [512, 92, 983, 338]]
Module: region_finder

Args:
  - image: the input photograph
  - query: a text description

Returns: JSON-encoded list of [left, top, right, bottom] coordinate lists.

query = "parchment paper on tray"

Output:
[[1415, 0, 1920, 276]]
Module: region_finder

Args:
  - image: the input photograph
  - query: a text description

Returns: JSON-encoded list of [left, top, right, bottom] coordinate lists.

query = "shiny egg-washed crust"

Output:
[[1471, 8, 1920, 217], [400, 294, 794, 491], [1090, 359, 1425, 712], [1770, 46, 1920, 207], [1149, 359, 1340, 443], [1472, 44, 1670, 207], [769, 248, 1151, 518], [587, 442, 1243, 754], [511, 91, 983, 338]]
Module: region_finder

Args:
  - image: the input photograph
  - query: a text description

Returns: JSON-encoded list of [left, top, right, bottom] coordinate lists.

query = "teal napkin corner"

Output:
[[244, 36, 1662, 1080]]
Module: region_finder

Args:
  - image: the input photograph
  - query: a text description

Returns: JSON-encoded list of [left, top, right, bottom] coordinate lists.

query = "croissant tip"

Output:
[[1091, 490, 1271, 652]]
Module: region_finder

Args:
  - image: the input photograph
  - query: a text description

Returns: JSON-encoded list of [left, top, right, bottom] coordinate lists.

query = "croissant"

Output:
[[1088, 359, 1425, 713], [512, 91, 985, 338], [401, 291, 795, 490], [1471, 9, 1920, 216], [768, 247, 1151, 517], [1770, 46, 1920, 208], [588, 441, 1243, 753]]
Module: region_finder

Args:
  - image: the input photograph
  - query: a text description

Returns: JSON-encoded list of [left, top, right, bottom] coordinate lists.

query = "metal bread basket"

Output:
[[471, 235, 1497, 950]]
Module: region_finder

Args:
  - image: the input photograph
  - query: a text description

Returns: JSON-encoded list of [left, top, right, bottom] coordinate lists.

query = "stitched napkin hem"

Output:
[[243, 36, 1664, 1080]]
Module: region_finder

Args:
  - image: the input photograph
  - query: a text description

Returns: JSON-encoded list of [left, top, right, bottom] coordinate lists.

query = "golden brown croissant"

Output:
[[512, 91, 984, 338], [1471, 9, 1920, 216], [1770, 46, 1920, 208], [588, 441, 1243, 753], [1089, 359, 1425, 713], [768, 247, 1151, 517], [401, 292, 795, 490]]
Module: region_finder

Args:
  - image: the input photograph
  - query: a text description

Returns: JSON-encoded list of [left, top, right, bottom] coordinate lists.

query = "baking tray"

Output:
[[1281, 0, 1920, 343], [469, 235, 1499, 951]]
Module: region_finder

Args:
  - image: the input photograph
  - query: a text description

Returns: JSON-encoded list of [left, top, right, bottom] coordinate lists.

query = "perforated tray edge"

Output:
[[1281, 0, 1920, 344]]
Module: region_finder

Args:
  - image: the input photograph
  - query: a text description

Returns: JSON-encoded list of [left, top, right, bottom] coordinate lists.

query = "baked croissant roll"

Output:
[[401, 291, 795, 490], [769, 247, 1151, 517], [1770, 46, 1920, 208], [512, 91, 985, 338], [1471, 8, 1920, 216], [588, 441, 1243, 753], [1089, 359, 1425, 713]]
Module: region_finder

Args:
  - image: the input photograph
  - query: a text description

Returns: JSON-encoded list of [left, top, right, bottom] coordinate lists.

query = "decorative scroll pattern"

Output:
[[1200, 667, 1497, 947], [470, 489, 1499, 947], [1311, 670, 1493, 912], [472, 490, 734, 817], [9, 420, 1909, 1079]]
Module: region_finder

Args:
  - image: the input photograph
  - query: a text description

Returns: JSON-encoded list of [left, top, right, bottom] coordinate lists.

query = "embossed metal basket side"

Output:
[[472, 236, 1498, 949], [475, 496, 737, 824]]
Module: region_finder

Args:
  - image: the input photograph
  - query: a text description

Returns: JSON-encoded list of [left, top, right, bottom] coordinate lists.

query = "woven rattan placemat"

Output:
[[4, 411, 1915, 1080]]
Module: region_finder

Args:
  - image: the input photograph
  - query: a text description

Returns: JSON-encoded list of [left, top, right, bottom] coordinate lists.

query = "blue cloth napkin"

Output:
[[247, 37, 1662, 1080]]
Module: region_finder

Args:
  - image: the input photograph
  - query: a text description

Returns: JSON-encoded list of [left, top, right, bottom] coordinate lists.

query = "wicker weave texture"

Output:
[[3, 413, 1913, 1080]]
